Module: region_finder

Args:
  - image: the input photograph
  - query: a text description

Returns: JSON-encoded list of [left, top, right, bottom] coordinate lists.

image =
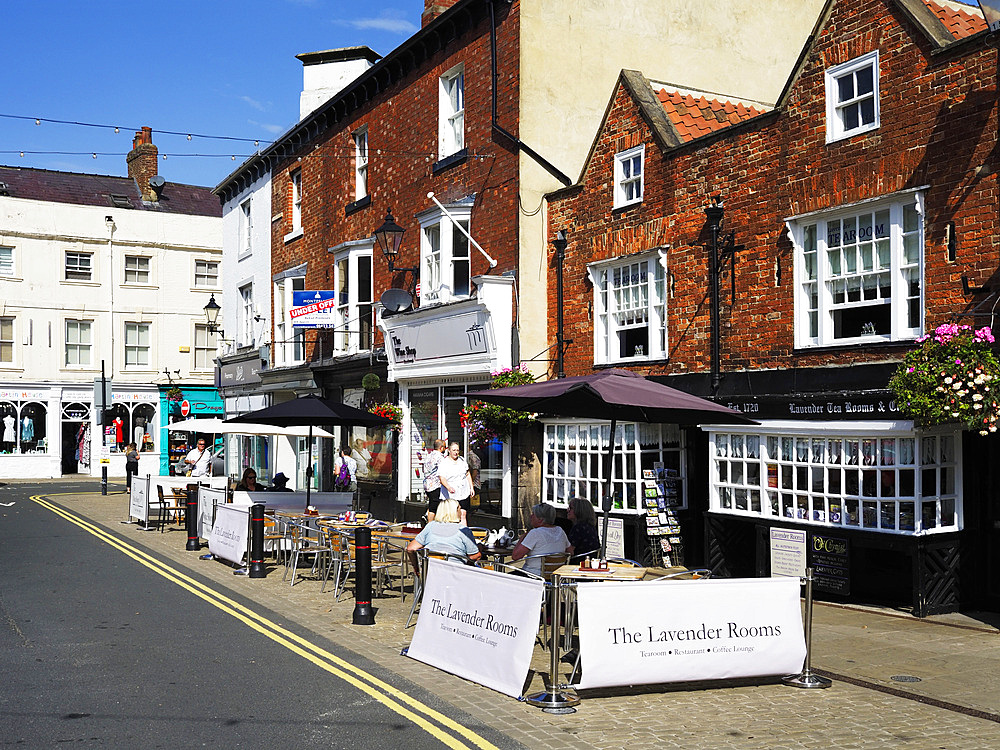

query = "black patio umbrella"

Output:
[[467, 368, 756, 559], [226, 395, 393, 508]]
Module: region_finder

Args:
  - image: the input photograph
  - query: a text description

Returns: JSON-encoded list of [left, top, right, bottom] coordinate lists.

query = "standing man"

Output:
[[423, 439, 446, 521], [439, 442, 473, 514], [184, 438, 213, 477]]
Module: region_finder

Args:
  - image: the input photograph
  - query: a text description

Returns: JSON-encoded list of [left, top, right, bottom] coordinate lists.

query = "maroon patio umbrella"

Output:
[[467, 369, 756, 559], [226, 395, 393, 508]]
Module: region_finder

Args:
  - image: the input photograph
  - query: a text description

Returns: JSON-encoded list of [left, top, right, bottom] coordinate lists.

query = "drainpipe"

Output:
[[553, 230, 568, 378]]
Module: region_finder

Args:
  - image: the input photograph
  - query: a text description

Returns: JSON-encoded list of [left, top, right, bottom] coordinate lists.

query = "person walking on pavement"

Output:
[[184, 438, 213, 477], [439, 442, 473, 514], [423, 439, 446, 521]]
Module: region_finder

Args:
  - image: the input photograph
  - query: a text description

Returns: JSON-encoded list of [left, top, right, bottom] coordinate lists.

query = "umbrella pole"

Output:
[[305, 425, 313, 511], [599, 418, 617, 563]]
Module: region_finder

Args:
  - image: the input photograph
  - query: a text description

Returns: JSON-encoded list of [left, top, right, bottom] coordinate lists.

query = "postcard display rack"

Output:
[[643, 466, 684, 568]]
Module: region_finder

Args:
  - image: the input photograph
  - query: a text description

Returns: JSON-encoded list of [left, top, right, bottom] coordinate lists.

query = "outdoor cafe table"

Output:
[[552, 563, 649, 653]]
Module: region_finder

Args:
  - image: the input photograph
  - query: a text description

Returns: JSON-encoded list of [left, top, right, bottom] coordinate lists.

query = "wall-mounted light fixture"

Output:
[[373, 210, 416, 275], [203, 294, 222, 333]]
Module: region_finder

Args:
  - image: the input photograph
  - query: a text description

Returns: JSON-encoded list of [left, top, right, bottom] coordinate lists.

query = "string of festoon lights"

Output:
[[0, 112, 495, 162]]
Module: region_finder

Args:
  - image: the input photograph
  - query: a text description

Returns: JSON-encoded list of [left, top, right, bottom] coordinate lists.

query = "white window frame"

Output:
[[0, 246, 14, 276], [65, 251, 93, 282], [274, 276, 306, 365], [238, 284, 254, 348], [588, 249, 668, 365], [0, 316, 14, 365], [789, 190, 923, 349], [332, 244, 374, 354], [124, 255, 150, 285], [826, 50, 880, 142], [354, 128, 368, 200], [239, 198, 252, 257], [124, 322, 151, 368], [613, 145, 644, 208], [542, 420, 687, 513], [439, 64, 465, 159], [65, 319, 92, 367], [708, 422, 961, 535], [289, 169, 303, 237], [193, 323, 218, 371], [418, 204, 471, 305], [194, 259, 219, 289]]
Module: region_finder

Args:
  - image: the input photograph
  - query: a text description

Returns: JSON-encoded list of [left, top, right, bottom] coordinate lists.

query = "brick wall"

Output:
[[548, 0, 999, 382], [270, 1, 520, 360]]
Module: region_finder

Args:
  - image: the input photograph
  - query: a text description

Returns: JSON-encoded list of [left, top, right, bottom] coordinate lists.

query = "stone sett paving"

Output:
[[37, 486, 1000, 750]]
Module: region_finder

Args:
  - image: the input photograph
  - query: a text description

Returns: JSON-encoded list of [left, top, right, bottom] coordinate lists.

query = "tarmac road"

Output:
[[0, 481, 522, 749]]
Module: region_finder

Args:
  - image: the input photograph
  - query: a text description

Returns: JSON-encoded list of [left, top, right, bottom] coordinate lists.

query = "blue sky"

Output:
[[1, 0, 424, 189]]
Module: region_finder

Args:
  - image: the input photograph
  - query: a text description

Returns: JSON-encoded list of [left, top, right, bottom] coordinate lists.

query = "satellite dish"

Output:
[[149, 175, 165, 189], [380, 288, 413, 313]]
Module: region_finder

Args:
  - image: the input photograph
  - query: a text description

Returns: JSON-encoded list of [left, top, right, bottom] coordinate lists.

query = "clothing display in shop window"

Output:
[[79, 423, 91, 468], [112, 416, 123, 445], [21, 416, 33, 442], [2, 414, 14, 443], [75, 423, 87, 461]]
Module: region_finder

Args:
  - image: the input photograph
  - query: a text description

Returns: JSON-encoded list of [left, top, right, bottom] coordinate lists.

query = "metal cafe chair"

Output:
[[283, 519, 333, 587], [405, 549, 475, 629], [516, 552, 570, 647]]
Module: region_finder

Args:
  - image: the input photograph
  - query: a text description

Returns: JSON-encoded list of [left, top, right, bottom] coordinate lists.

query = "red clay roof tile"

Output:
[[656, 88, 769, 144], [924, 0, 987, 41]]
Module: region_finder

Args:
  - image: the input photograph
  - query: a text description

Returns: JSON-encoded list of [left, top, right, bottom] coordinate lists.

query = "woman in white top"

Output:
[[438, 442, 473, 511], [511, 502, 570, 577]]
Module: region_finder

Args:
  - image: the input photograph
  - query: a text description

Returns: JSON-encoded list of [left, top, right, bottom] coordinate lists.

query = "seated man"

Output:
[[270, 472, 293, 491]]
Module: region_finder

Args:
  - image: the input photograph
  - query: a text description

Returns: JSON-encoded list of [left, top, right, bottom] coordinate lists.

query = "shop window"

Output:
[[65, 251, 93, 281], [439, 65, 465, 159], [826, 51, 879, 142], [104, 401, 156, 453], [407, 384, 502, 514], [708, 425, 959, 534], [0, 400, 48, 454], [419, 203, 471, 305], [333, 245, 373, 354], [613, 145, 644, 209], [542, 421, 685, 513], [790, 192, 922, 348], [589, 251, 667, 364]]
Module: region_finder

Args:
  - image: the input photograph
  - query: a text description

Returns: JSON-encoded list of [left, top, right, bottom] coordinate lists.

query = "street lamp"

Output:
[[203, 294, 221, 333], [704, 196, 740, 396], [373, 210, 417, 275]]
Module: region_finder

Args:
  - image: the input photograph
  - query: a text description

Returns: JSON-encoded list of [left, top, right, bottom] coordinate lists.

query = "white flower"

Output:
[[974, 394, 984, 401], [945, 377, 954, 384], [974, 404, 983, 410]]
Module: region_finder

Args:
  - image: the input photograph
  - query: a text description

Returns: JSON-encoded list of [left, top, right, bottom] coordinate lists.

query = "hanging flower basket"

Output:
[[165, 387, 184, 402], [368, 402, 403, 423], [889, 324, 1000, 435], [460, 365, 537, 448]]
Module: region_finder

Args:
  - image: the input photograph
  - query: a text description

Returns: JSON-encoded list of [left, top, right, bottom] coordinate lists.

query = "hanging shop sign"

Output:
[[290, 290, 337, 328]]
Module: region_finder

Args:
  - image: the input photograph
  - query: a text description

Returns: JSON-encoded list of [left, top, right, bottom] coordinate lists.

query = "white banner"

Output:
[[129, 476, 150, 524], [208, 503, 250, 566], [198, 487, 228, 540], [406, 559, 544, 698], [575, 577, 806, 689]]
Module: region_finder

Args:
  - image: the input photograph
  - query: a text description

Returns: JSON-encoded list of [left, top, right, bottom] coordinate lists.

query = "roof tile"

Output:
[[924, 0, 986, 41], [656, 88, 769, 144]]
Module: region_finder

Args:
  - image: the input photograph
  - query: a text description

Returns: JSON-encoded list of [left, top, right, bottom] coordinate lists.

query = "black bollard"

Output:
[[352, 526, 375, 625], [185, 485, 201, 551], [249, 503, 266, 578]]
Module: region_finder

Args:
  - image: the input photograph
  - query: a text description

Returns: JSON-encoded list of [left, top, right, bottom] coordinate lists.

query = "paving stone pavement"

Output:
[[21, 482, 1000, 749]]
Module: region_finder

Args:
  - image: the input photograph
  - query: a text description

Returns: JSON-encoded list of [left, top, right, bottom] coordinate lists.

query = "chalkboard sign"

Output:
[[810, 533, 850, 595]]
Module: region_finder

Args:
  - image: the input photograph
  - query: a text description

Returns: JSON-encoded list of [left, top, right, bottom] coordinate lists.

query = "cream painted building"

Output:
[[0, 129, 222, 479]]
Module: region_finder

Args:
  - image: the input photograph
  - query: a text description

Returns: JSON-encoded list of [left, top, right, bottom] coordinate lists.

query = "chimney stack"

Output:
[[126, 126, 160, 202], [422, 0, 461, 27]]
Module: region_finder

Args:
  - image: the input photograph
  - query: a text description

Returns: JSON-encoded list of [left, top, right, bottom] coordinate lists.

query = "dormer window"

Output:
[[826, 51, 879, 142]]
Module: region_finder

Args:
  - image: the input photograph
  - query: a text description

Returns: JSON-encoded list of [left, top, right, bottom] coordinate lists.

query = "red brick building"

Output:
[[216, 0, 824, 527], [547, 0, 1000, 614]]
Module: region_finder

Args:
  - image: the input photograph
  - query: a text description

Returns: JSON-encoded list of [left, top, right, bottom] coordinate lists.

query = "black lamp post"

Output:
[[553, 230, 570, 379], [704, 196, 739, 396], [203, 294, 221, 333], [373, 210, 417, 275]]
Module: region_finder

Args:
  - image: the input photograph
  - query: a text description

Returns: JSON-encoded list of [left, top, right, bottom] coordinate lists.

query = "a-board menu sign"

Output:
[[810, 533, 850, 595]]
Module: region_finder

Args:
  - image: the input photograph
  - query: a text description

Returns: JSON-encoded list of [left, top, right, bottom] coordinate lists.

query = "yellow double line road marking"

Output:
[[31, 493, 499, 750]]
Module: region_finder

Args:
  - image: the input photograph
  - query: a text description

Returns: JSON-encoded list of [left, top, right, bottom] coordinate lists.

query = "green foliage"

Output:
[[460, 365, 536, 448]]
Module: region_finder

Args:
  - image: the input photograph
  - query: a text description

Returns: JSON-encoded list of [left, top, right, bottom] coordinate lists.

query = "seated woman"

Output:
[[235, 468, 261, 492], [407, 499, 481, 573], [510, 502, 570, 577], [566, 496, 601, 561]]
